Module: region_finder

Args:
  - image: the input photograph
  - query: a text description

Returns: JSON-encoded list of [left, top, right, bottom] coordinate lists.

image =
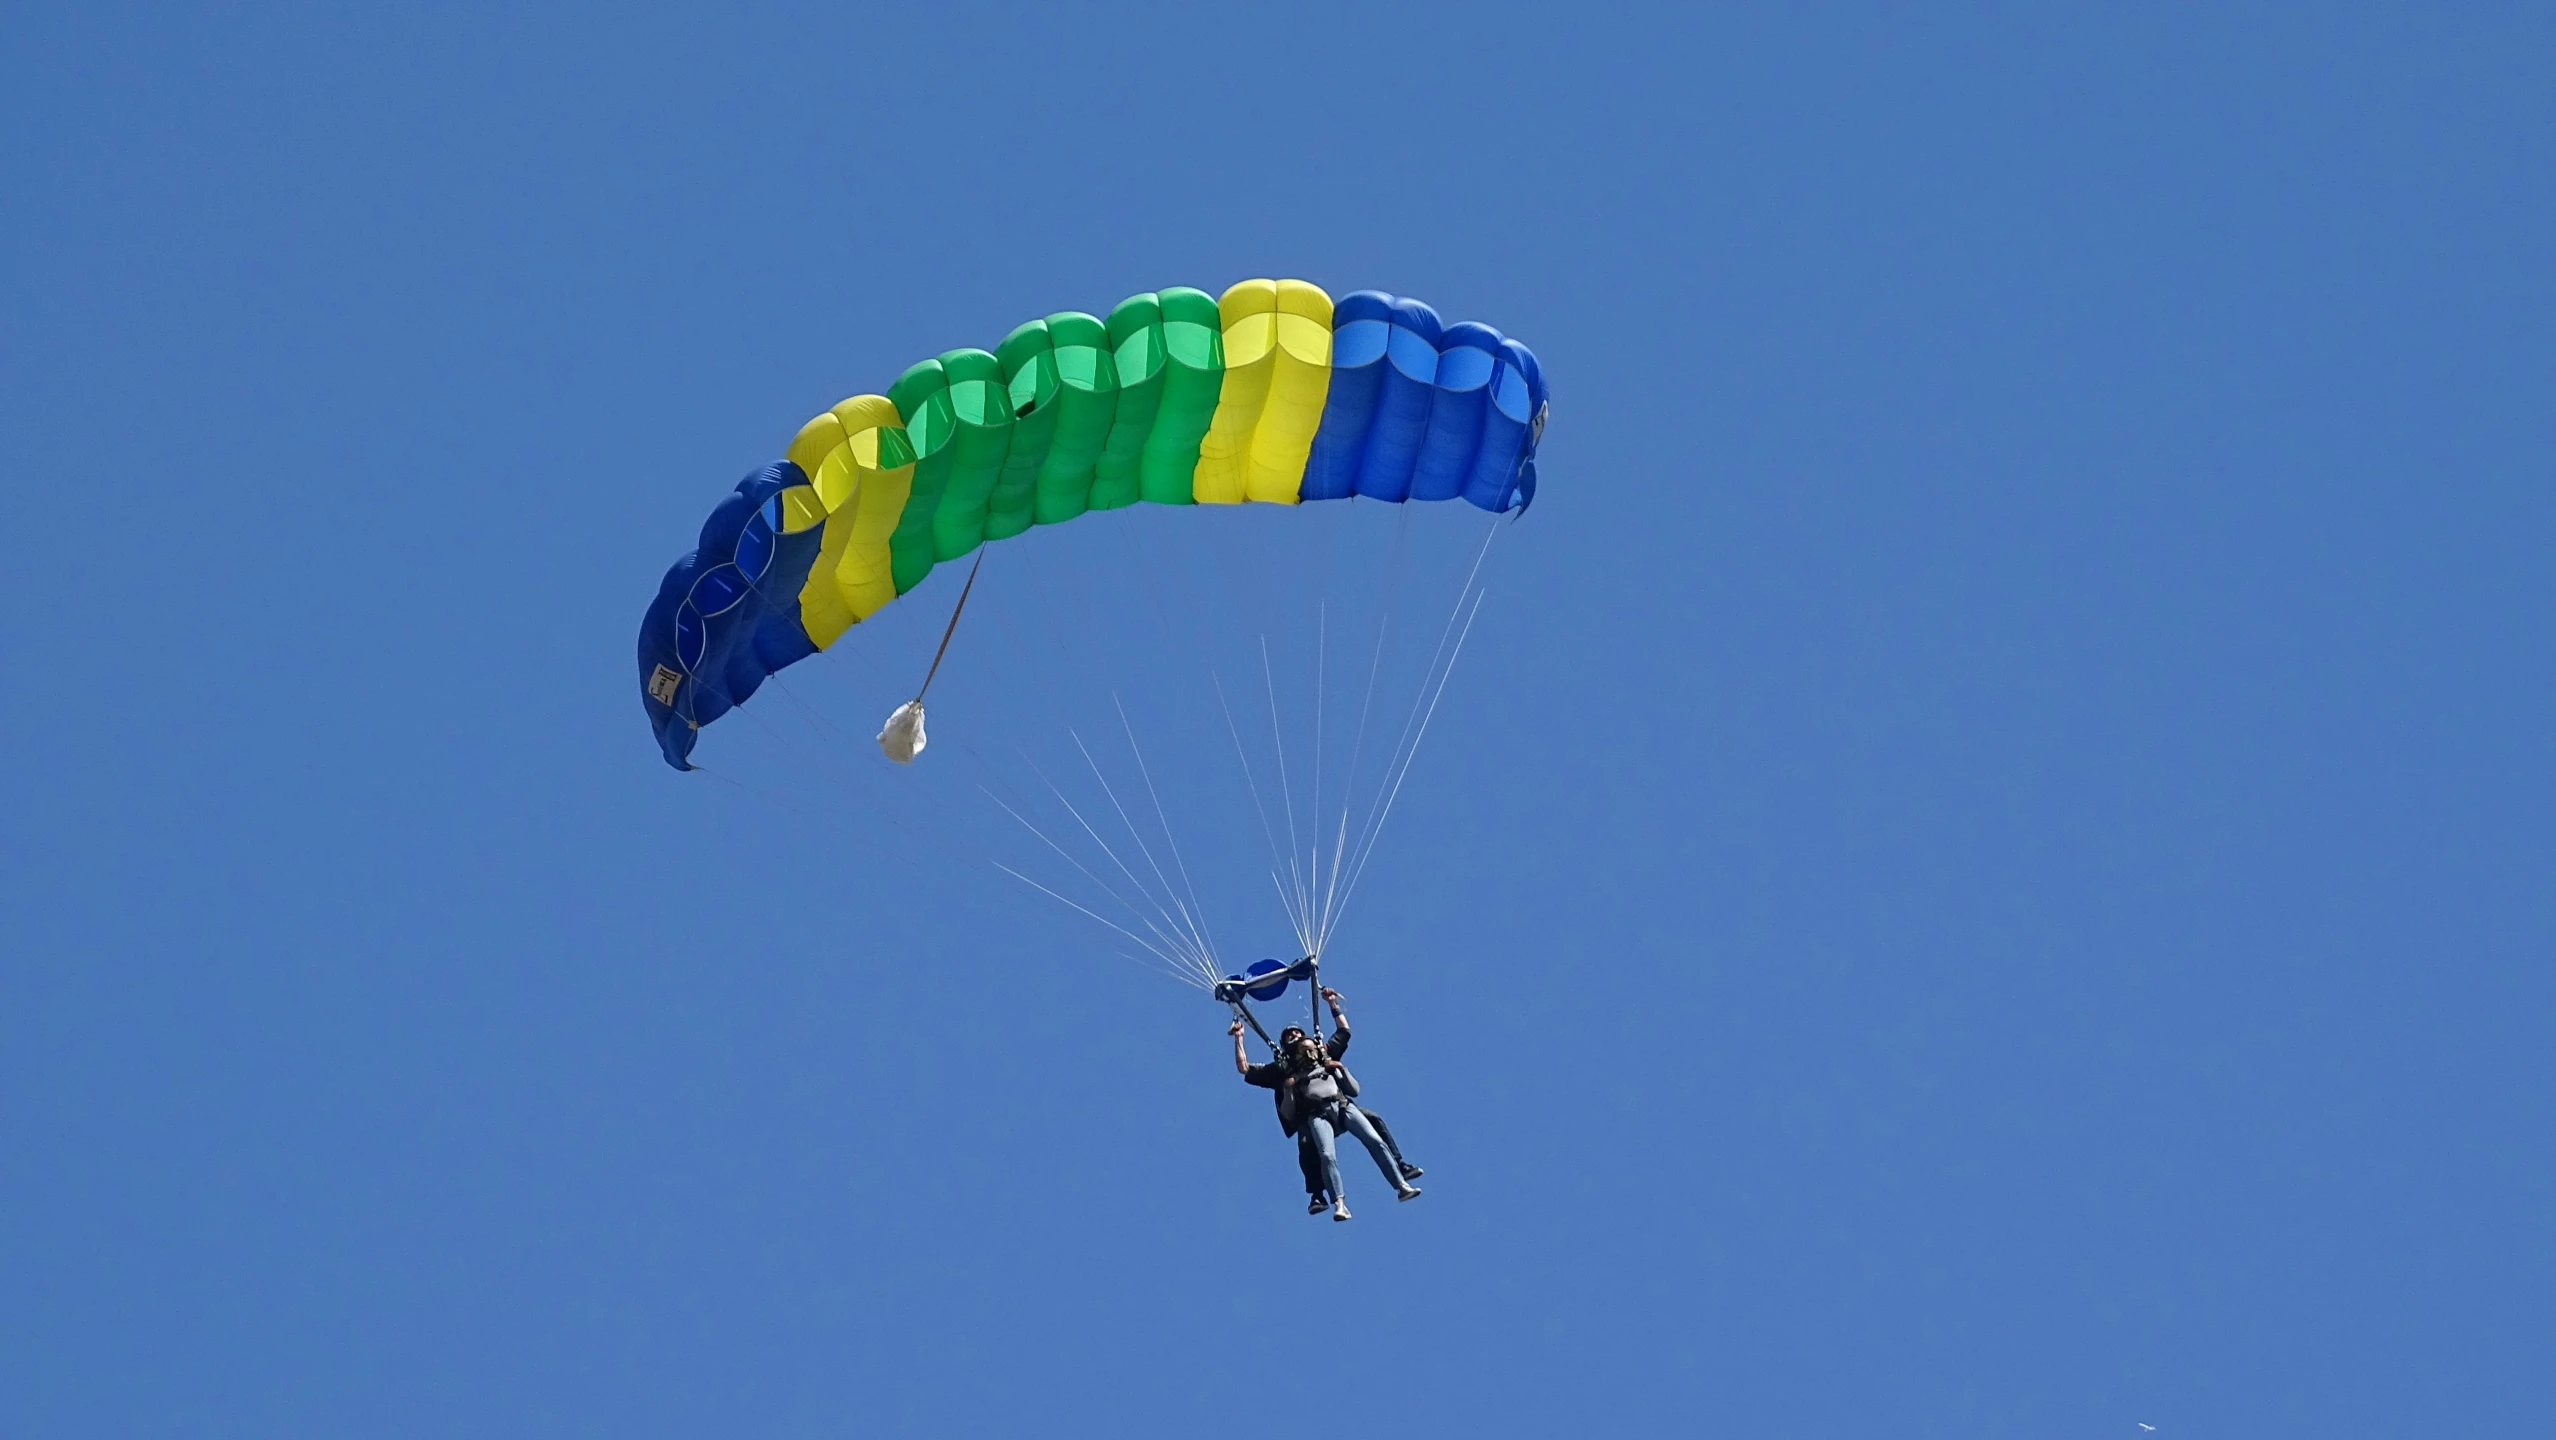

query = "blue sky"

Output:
[[4, 4, 2551, 1436]]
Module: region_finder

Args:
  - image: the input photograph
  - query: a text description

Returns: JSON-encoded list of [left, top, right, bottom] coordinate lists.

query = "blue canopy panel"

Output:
[[1302, 292, 1548, 513], [636, 462, 825, 769]]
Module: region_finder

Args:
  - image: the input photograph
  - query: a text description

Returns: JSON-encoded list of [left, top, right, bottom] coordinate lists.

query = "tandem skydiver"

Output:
[[1230, 985, 1422, 1221], [1287, 987, 1422, 1214]]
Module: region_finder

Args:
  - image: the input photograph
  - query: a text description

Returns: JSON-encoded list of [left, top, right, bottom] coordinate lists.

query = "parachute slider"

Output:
[[1211, 955, 1318, 1006]]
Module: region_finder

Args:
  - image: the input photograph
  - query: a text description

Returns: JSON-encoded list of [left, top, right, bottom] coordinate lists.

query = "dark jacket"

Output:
[[1242, 1024, 1354, 1137]]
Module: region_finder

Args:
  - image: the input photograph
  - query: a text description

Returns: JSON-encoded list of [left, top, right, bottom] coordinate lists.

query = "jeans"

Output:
[[1302, 1106, 1410, 1198], [1303, 1101, 1406, 1204]]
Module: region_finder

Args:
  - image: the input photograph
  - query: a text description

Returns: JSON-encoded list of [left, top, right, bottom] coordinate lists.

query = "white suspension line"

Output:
[[1309, 603, 1327, 951], [1070, 730, 1218, 970], [1110, 948, 1216, 992], [983, 784, 1206, 975], [1324, 519, 1501, 945], [991, 861, 1213, 988], [1260, 637, 1312, 944], [1214, 670, 1309, 947], [1111, 693, 1221, 972], [1020, 751, 1210, 973], [1315, 617, 1394, 950], [1324, 586, 1489, 950]]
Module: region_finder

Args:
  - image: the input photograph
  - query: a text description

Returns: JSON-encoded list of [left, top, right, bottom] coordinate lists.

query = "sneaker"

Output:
[[1399, 1163, 1425, 1181], [1397, 1186, 1423, 1202], [1332, 1201, 1353, 1222], [1308, 1195, 1328, 1215]]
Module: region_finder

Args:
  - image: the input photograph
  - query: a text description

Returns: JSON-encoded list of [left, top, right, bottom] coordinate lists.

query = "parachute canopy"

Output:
[[638, 279, 1550, 770]]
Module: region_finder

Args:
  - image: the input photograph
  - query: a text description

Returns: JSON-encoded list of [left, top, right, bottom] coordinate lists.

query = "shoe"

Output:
[[1399, 1163, 1424, 1181], [1308, 1195, 1328, 1215], [1397, 1186, 1422, 1202], [1332, 1202, 1353, 1222]]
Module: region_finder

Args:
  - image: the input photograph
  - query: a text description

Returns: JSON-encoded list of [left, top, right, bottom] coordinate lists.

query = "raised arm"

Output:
[[1230, 1018, 1252, 1076], [1320, 987, 1353, 1057]]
